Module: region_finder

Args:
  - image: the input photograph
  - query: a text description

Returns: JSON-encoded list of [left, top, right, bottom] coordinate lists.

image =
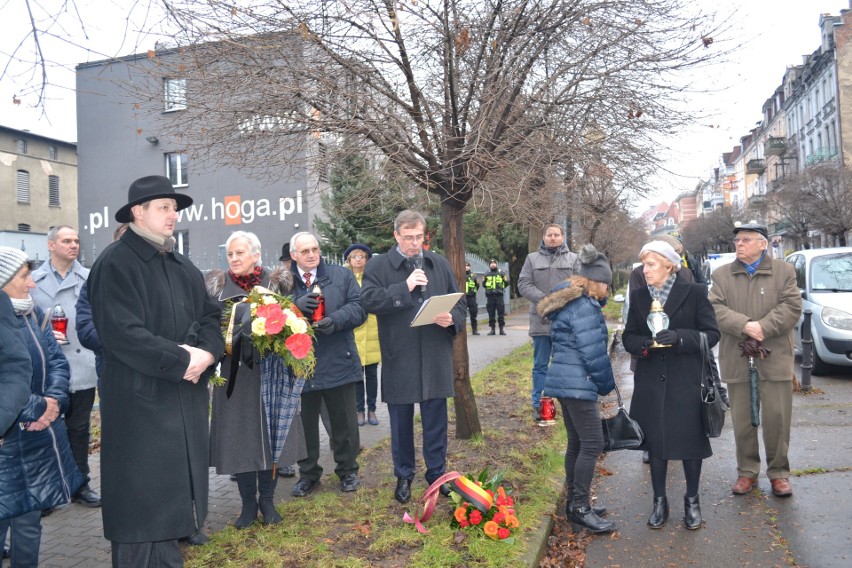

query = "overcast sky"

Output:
[[1, 0, 849, 209]]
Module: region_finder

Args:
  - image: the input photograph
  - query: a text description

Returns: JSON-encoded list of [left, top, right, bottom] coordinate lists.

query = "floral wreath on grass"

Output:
[[450, 470, 519, 543], [217, 285, 316, 380], [402, 470, 519, 543]]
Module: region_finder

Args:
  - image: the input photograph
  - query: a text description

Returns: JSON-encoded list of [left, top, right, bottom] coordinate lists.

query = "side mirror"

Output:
[[613, 294, 625, 303]]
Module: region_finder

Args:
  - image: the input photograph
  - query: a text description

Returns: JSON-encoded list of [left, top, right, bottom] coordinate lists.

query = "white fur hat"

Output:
[[639, 240, 680, 269]]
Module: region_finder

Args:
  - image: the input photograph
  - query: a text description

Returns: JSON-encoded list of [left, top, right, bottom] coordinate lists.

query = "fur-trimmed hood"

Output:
[[536, 282, 584, 318], [205, 267, 294, 300]]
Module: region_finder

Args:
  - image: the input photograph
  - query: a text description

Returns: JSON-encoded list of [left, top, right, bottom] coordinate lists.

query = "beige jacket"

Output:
[[709, 254, 802, 383]]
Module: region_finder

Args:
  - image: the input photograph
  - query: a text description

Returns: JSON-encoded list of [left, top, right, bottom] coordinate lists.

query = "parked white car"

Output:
[[785, 247, 852, 374], [703, 252, 737, 294]]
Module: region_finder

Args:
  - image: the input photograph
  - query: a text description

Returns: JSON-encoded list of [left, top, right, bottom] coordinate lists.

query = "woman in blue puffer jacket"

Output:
[[0, 247, 82, 568], [537, 244, 615, 536]]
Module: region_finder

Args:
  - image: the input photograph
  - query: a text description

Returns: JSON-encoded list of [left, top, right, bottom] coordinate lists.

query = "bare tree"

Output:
[[766, 178, 817, 250], [794, 164, 852, 246], [681, 205, 748, 256], [129, 0, 733, 438]]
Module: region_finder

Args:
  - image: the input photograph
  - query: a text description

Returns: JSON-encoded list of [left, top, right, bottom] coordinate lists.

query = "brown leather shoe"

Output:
[[770, 478, 793, 497], [731, 476, 757, 495]]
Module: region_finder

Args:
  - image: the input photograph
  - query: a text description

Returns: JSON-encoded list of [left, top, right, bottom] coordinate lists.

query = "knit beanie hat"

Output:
[[640, 240, 681, 268], [577, 244, 612, 285], [0, 247, 30, 289]]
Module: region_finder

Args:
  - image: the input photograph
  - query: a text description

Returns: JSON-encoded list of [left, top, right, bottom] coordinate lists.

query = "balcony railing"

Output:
[[823, 98, 836, 119], [746, 158, 766, 175], [749, 193, 767, 207], [764, 137, 786, 156], [805, 146, 839, 166]]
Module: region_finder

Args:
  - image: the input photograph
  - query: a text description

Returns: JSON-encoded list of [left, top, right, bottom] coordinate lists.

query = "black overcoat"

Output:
[[621, 277, 720, 460], [360, 249, 466, 405], [88, 228, 224, 543]]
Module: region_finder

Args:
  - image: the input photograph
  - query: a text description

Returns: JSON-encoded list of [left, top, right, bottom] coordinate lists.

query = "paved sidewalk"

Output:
[[584, 335, 852, 568], [35, 311, 533, 567]]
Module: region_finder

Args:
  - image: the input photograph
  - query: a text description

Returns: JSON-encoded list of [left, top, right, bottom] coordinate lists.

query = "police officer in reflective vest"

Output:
[[484, 259, 508, 335], [464, 262, 480, 335]]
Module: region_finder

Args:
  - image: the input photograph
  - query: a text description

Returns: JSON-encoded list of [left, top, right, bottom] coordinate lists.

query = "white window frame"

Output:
[[164, 78, 186, 112], [166, 153, 188, 187], [16, 170, 30, 203]]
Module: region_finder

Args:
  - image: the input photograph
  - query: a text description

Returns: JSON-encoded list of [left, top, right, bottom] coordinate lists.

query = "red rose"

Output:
[[256, 304, 285, 335], [469, 510, 482, 525], [497, 527, 510, 539], [285, 333, 313, 359]]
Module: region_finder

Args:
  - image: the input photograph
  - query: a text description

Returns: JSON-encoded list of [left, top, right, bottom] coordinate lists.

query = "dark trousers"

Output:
[[355, 364, 379, 412], [65, 387, 96, 482], [388, 398, 448, 483], [465, 295, 478, 327], [559, 398, 604, 508], [111, 540, 182, 568], [0, 510, 41, 568], [298, 383, 360, 480], [486, 294, 505, 327]]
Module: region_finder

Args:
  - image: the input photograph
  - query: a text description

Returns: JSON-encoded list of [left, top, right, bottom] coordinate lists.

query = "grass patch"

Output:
[[185, 342, 567, 567]]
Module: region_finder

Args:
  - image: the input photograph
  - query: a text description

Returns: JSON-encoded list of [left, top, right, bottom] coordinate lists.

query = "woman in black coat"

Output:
[[206, 231, 307, 528], [622, 240, 719, 531]]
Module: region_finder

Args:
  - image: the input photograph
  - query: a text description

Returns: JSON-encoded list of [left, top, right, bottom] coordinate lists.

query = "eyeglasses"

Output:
[[733, 237, 761, 245], [349, 254, 366, 260], [296, 247, 320, 255], [400, 234, 425, 243]]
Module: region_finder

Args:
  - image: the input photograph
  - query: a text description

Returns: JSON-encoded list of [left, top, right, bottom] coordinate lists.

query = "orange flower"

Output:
[[483, 521, 500, 540], [454, 507, 468, 523], [504, 514, 520, 528]]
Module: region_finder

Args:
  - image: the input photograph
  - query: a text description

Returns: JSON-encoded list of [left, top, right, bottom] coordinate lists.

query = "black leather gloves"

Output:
[[313, 317, 335, 335], [653, 329, 678, 346], [294, 293, 321, 316]]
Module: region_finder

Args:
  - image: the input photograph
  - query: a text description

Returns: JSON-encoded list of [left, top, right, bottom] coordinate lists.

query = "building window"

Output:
[[164, 78, 186, 111], [48, 145, 58, 160], [175, 230, 190, 257], [18, 224, 31, 232], [16, 170, 30, 203], [16, 139, 27, 154], [317, 142, 328, 183], [166, 153, 188, 187], [49, 175, 60, 207]]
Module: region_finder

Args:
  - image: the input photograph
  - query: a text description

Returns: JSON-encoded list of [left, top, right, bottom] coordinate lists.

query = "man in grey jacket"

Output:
[[31, 225, 100, 507], [518, 224, 580, 425]]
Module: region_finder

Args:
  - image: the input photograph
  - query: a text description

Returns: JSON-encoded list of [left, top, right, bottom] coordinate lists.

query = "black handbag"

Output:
[[602, 383, 644, 452], [700, 332, 729, 438]]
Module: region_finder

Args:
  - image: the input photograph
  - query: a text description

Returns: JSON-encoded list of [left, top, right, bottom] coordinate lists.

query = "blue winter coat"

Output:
[[536, 282, 615, 401], [291, 258, 366, 392], [0, 306, 83, 520], [0, 291, 31, 434], [75, 281, 104, 379]]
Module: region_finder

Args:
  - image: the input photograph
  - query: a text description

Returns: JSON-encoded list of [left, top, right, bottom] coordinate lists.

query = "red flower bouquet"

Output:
[[450, 470, 519, 543], [223, 286, 316, 379]]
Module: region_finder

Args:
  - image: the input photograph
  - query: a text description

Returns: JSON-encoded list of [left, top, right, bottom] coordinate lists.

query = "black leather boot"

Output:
[[647, 496, 669, 529], [258, 469, 282, 525], [567, 506, 615, 534], [499, 325, 506, 335], [471, 324, 479, 335], [487, 326, 496, 335], [684, 495, 702, 530], [234, 472, 258, 529], [567, 501, 608, 517]]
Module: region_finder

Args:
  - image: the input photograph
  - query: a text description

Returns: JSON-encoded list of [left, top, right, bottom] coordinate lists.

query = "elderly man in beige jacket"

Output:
[[709, 222, 801, 498]]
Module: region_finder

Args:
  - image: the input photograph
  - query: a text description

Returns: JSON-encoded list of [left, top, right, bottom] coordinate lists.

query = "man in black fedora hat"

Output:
[[88, 175, 224, 564]]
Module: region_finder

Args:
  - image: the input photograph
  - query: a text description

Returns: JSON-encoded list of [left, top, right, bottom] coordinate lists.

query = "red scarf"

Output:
[[229, 266, 263, 292]]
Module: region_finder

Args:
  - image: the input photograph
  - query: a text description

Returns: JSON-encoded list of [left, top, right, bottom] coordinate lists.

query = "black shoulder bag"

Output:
[[601, 382, 644, 452], [700, 331, 729, 438]]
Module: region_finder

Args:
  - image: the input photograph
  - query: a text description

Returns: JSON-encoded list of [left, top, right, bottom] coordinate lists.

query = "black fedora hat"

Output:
[[115, 176, 194, 223], [279, 243, 292, 262]]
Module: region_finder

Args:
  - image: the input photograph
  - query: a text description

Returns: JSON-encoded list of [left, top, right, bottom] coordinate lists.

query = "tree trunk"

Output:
[[440, 199, 481, 439]]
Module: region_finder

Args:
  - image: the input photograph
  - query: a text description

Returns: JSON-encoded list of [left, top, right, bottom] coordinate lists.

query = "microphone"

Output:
[[411, 255, 427, 294]]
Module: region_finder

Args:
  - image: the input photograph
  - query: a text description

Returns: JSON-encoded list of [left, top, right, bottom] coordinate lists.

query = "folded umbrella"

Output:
[[739, 338, 772, 428]]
